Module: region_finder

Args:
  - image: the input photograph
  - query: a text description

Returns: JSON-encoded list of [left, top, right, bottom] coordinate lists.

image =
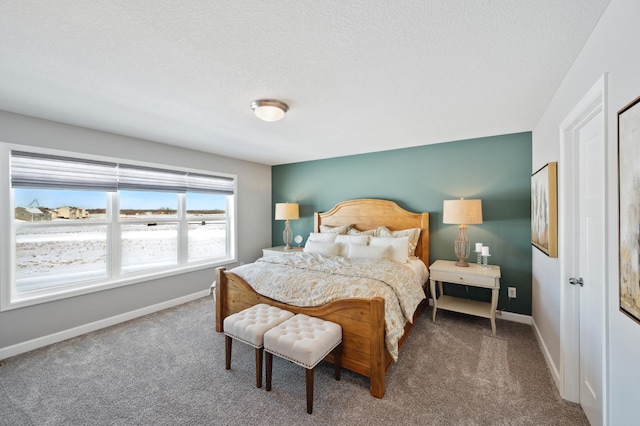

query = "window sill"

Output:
[[1, 257, 237, 312]]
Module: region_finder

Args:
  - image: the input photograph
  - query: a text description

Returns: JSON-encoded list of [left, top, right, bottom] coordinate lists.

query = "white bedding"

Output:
[[230, 252, 427, 361], [405, 258, 430, 285]]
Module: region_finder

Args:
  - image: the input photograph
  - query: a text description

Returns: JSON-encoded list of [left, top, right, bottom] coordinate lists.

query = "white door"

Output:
[[575, 108, 605, 426], [560, 74, 607, 426]]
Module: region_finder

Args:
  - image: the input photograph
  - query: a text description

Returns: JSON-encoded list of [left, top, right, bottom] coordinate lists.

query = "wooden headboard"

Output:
[[314, 199, 430, 267]]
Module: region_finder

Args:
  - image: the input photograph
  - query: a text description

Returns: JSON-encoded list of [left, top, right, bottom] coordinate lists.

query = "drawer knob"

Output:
[[458, 277, 464, 280]]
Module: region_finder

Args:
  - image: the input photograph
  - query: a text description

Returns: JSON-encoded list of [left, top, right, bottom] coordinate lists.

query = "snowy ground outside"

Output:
[[15, 220, 226, 293]]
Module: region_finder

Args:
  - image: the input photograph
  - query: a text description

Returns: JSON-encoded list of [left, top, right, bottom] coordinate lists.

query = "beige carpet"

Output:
[[0, 296, 588, 425]]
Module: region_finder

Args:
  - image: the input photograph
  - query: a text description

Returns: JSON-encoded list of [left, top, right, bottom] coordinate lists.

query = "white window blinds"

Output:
[[11, 151, 118, 191], [11, 151, 235, 194], [118, 165, 188, 193], [187, 173, 234, 195]]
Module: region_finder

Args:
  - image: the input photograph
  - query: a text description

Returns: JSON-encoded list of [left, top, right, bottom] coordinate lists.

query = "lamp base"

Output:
[[453, 225, 471, 267], [282, 219, 293, 250]]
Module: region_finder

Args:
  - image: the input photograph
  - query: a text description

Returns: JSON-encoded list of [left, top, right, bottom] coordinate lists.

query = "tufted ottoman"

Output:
[[264, 314, 342, 414], [223, 304, 294, 388]]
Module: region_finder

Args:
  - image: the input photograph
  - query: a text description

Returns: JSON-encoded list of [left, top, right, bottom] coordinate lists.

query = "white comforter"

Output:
[[230, 252, 426, 361]]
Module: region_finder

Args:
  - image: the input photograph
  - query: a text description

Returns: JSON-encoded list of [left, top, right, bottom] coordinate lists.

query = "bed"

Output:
[[215, 199, 430, 398]]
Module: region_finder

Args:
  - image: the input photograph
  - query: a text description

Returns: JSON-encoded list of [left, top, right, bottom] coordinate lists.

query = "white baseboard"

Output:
[[0, 290, 210, 361], [532, 317, 561, 389], [495, 310, 532, 324]]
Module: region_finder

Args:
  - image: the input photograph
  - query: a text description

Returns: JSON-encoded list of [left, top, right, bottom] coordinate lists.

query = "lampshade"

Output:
[[275, 203, 299, 220], [251, 99, 289, 122], [443, 199, 483, 225]]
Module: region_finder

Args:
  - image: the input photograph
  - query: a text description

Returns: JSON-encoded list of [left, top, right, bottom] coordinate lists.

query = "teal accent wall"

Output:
[[272, 132, 532, 315]]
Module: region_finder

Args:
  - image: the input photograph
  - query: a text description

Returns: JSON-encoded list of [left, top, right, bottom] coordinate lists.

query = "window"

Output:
[[119, 190, 179, 274], [14, 189, 109, 293], [2, 147, 236, 310], [186, 192, 229, 262]]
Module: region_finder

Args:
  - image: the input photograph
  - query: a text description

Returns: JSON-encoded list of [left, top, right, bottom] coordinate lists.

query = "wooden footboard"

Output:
[[215, 267, 389, 398]]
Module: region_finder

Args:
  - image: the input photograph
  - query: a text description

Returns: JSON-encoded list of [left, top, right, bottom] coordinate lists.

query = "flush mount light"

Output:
[[250, 99, 289, 122]]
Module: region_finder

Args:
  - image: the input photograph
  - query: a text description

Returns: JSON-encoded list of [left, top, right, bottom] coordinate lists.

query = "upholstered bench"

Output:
[[264, 314, 342, 414], [223, 304, 294, 388]]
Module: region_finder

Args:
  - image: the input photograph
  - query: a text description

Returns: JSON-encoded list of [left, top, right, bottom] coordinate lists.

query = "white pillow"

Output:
[[377, 227, 422, 257], [335, 234, 369, 256], [347, 244, 389, 260], [303, 240, 341, 257], [319, 224, 353, 235], [307, 232, 337, 242], [369, 236, 410, 263]]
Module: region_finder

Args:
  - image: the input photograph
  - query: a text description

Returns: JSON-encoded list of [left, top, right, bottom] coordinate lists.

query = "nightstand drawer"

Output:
[[430, 270, 498, 288]]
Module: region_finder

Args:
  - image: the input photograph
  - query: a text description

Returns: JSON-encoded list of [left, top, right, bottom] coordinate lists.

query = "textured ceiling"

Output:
[[0, 1, 610, 165]]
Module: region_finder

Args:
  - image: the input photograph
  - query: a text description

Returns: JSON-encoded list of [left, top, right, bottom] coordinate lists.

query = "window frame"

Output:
[[0, 143, 237, 311]]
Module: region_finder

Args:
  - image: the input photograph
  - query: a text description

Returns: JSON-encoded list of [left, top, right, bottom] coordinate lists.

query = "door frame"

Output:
[[558, 73, 608, 418]]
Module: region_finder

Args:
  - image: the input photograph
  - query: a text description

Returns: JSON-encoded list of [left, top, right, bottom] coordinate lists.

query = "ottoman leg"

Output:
[[306, 367, 314, 414], [255, 347, 263, 388], [225, 335, 232, 370], [265, 352, 273, 391]]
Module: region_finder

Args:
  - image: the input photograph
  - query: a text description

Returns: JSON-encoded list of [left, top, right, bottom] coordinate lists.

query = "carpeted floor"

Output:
[[0, 296, 589, 425]]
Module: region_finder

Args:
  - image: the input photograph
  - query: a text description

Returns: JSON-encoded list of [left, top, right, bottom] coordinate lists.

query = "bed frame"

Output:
[[215, 199, 430, 398]]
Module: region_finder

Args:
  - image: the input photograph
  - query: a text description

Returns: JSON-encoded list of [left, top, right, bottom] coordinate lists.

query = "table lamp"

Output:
[[443, 198, 483, 267], [275, 202, 299, 249]]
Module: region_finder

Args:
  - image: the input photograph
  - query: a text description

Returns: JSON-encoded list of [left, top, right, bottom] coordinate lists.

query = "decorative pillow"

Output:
[[348, 226, 384, 236], [369, 236, 410, 263], [307, 232, 337, 242], [347, 243, 389, 260], [335, 234, 369, 245], [377, 227, 422, 257], [319, 224, 353, 235], [303, 240, 341, 257], [335, 234, 369, 256]]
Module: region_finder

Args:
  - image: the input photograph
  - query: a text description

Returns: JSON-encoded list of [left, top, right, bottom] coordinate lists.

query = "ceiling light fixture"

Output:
[[250, 99, 289, 122]]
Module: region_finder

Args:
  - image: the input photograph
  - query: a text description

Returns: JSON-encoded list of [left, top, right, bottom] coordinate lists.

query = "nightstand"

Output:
[[262, 246, 304, 257], [429, 259, 501, 334]]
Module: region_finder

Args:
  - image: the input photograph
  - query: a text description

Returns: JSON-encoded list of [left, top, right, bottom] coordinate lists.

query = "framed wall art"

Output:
[[618, 95, 640, 324], [531, 162, 558, 258]]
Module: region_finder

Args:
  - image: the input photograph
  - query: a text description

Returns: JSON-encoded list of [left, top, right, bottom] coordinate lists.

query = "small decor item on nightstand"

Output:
[[443, 198, 483, 267], [481, 246, 490, 268], [475, 242, 483, 265], [294, 234, 303, 247], [275, 203, 299, 249]]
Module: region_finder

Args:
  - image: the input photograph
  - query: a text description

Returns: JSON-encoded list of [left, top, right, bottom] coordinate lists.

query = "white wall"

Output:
[[0, 110, 272, 353], [532, 0, 640, 424]]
